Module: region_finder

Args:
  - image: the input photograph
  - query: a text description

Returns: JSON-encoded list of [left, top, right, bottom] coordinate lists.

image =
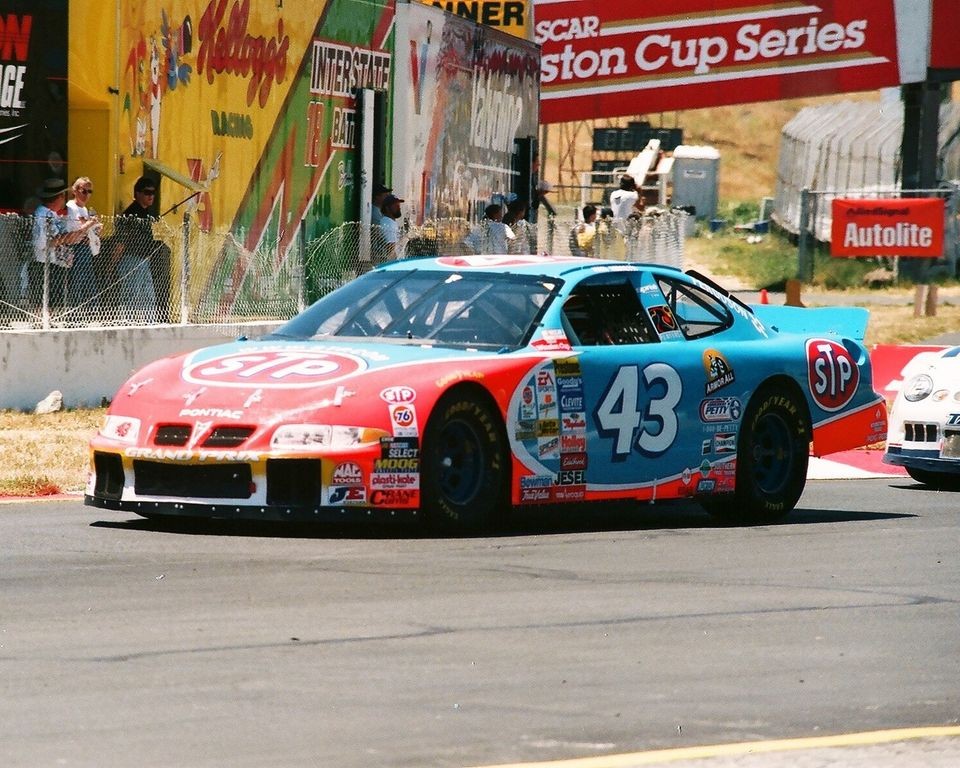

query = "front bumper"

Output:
[[85, 445, 421, 524], [883, 446, 960, 475], [83, 492, 420, 523]]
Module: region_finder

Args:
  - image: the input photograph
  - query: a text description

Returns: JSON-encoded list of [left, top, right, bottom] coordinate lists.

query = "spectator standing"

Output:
[[609, 175, 642, 222], [113, 177, 169, 323], [65, 177, 103, 318], [535, 179, 556, 218], [30, 178, 97, 314], [504, 198, 533, 254], [371, 183, 391, 226], [569, 204, 598, 257], [378, 194, 405, 262], [464, 203, 514, 254]]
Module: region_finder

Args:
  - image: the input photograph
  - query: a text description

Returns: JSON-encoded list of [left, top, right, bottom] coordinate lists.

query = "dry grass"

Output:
[[0, 409, 103, 497]]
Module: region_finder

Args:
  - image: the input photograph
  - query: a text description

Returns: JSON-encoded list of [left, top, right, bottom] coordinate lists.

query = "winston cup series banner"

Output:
[[534, 0, 903, 124], [831, 198, 946, 258]]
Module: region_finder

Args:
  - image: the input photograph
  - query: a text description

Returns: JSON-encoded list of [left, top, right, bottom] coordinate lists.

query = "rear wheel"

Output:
[[703, 384, 809, 524], [421, 391, 509, 533], [906, 466, 960, 490]]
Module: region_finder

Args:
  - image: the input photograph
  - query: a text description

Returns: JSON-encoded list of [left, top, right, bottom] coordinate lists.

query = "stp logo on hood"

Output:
[[380, 385, 416, 404], [807, 339, 859, 411], [183, 350, 366, 389]]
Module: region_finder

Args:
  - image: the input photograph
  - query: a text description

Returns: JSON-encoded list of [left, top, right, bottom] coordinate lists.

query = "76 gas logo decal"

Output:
[[596, 363, 682, 459], [807, 339, 859, 411]]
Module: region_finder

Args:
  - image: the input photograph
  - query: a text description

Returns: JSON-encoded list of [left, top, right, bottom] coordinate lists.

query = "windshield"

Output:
[[267, 270, 558, 349]]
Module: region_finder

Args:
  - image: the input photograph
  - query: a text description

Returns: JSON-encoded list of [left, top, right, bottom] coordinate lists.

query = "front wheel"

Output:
[[703, 384, 809, 524], [421, 391, 509, 533]]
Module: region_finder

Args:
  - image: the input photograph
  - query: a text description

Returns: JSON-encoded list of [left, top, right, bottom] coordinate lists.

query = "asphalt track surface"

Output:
[[3, 475, 959, 768]]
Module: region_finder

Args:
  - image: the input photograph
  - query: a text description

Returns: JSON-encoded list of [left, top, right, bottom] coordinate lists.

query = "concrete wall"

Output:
[[0, 323, 281, 411]]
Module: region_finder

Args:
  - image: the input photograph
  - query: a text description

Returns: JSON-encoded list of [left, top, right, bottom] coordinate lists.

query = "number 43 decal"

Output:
[[596, 364, 682, 458]]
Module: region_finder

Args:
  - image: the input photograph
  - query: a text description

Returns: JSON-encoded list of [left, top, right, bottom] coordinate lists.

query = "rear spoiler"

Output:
[[751, 304, 870, 342]]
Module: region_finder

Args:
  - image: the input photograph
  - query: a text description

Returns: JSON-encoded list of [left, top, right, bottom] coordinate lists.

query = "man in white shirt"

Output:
[[379, 194, 404, 261], [609, 174, 641, 221]]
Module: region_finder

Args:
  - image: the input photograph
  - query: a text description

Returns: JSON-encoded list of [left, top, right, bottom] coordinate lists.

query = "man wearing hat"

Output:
[[378, 193, 404, 261], [113, 176, 171, 322], [30, 178, 99, 311], [371, 182, 391, 226]]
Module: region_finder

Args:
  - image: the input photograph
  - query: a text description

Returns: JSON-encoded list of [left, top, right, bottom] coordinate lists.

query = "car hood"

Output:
[[106, 337, 524, 426]]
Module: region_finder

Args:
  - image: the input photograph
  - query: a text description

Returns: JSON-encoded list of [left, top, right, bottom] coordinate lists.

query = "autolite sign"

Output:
[[831, 198, 945, 258], [534, 1, 902, 123]]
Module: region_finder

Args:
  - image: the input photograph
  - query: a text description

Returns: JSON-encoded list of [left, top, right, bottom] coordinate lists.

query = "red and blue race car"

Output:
[[86, 254, 887, 530]]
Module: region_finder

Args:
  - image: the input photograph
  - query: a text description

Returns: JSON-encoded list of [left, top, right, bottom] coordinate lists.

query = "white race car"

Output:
[[884, 346, 960, 489]]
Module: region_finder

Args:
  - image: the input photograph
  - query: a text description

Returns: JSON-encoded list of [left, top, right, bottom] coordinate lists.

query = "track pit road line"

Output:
[[466, 725, 960, 768]]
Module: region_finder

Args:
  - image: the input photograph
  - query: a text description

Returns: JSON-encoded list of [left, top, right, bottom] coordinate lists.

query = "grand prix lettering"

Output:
[[183, 350, 366, 389], [125, 447, 260, 462], [807, 339, 859, 411], [596, 363, 682, 459]]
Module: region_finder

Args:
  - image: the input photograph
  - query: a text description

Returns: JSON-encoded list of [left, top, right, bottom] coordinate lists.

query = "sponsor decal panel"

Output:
[[703, 349, 735, 395], [332, 461, 363, 485], [807, 339, 859, 411], [713, 432, 737, 454], [560, 452, 587, 470], [390, 403, 419, 436], [370, 488, 418, 506], [327, 485, 367, 505], [700, 397, 742, 423]]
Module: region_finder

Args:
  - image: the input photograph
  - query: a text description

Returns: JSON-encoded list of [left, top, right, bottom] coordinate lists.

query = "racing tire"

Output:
[[702, 384, 809, 525], [421, 390, 509, 534], [906, 466, 960, 490]]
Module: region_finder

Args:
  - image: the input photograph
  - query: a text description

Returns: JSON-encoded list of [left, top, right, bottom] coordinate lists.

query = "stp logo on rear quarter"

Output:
[[183, 350, 366, 389], [807, 339, 859, 411]]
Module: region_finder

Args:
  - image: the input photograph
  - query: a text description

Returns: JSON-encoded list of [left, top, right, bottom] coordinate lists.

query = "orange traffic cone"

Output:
[[759, 288, 769, 304]]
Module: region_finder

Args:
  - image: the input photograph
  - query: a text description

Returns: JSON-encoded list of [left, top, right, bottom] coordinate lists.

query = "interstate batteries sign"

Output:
[[831, 198, 946, 258], [534, 0, 902, 123]]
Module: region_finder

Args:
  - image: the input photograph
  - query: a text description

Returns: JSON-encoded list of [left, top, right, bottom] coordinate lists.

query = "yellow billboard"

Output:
[[418, 0, 532, 40]]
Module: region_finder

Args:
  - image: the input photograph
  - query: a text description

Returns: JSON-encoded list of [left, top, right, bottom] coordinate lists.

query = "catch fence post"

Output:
[[798, 188, 814, 283], [180, 212, 190, 324], [298, 219, 307, 313]]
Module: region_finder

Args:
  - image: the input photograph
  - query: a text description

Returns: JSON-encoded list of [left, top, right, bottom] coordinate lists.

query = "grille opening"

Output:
[[267, 459, 322, 507], [905, 422, 938, 443], [154, 425, 192, 446], [203, 426, 256, 447], [93, 452, 124, 499], [133, 460, 252, 498]]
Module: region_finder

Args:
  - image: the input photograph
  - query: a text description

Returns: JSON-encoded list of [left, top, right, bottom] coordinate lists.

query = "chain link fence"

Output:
[[0, 206, 688, 332]]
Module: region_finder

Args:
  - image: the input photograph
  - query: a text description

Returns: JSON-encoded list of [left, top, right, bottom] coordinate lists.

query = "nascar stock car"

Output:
[[884, 345, 960, 489], [86, 254, 887, 530]]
